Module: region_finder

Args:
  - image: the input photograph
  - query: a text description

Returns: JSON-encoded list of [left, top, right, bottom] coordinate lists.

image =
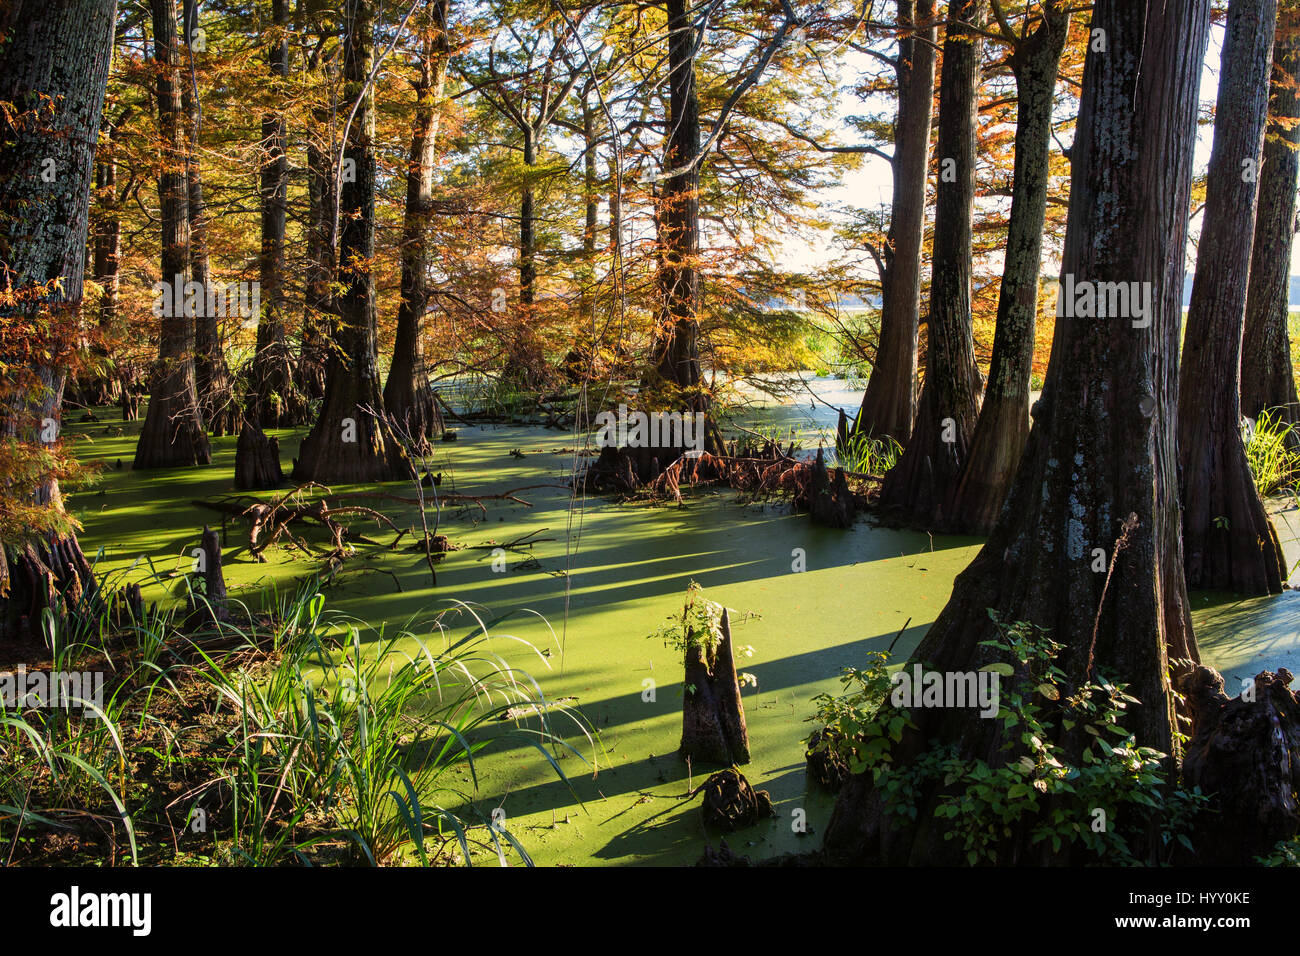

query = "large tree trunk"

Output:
[[851, 0, 936, 446], [1179, 0, 1283, 595], [877, 0, 985, 527], [294, 0, 406, 483], [134, 0, 211, 469], [250, 0, 305, 428], [945, 1, 1070, 534], [499, 128, 548, 390], [183, 0, 237, 437], [298, 109, 336, 403], [824, 0, 1210, 865], [0, 0, 119, 642], [645, 0, 723, 458], [86, 114, 123, 408], [1242, 7, 1300, 430], [383, 0, 448, 452]]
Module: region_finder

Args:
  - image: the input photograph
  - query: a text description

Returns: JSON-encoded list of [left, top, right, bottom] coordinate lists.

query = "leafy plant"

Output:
[[648, 581, 726, 658], [807, 612, 1207, 865]]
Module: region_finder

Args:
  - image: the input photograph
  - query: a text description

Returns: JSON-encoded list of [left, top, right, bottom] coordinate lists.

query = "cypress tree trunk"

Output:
[[852, 0, 936, 446], [294, 0, 406, 483], [1179, 0, 1283, 595], [646, 0, 723, 458], [182, 0, 237, 437], [578, 81, 600, 337], [250, 0, 305, 428], [500, 129, 547, 390], [877, 0, 985, 527], [383, 0, 449, 451], [87, 115, 122, 407], [299, 112, 335, 403], [824, 0, 1210, 865], [1242, 6, 1300, 429], [0, 0, 118, 641], [946, 1, 1070, 534], [134, 0, 211, 469]]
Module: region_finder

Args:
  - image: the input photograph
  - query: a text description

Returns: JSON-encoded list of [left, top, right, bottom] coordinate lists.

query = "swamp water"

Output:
[[64, 377, 1300, 865]]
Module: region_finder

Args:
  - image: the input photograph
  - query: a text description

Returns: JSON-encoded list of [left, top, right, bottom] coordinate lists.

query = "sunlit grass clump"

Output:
[[835, 432, 903, 476], [1244, 408, 1300, 498], [0, 573, 594, 867]]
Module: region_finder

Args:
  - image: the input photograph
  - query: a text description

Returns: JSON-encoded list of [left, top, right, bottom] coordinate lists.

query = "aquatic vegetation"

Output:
[[1244, 408, 1300, 497], [834, 432, 903, 476], [0, 578, 594, 866]]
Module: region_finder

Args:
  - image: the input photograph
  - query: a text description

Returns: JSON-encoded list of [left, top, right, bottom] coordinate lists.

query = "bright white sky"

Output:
[[780, 20, 1297, 277]]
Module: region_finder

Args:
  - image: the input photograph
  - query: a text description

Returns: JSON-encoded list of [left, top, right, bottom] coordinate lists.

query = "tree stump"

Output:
[[692, 768, 775, 831], [809, 446, 855, 528], [696, 838, 752, 866], [119, 384, 140, 421], [835, 407, 850, 453], [112, 583, 146, 627], [681, 607, 751, 764], [234, 420, 283, 490], [1179, 665, 1300, 863], [186, 525, 231, 626], [806, 729, 851, 792]]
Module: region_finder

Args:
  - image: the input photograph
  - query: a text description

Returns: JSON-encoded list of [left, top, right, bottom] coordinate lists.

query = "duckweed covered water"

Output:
[[62, 382, 1300, 865]]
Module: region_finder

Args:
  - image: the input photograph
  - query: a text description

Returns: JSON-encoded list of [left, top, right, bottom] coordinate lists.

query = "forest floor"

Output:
[[59, 377, 1300, 866]]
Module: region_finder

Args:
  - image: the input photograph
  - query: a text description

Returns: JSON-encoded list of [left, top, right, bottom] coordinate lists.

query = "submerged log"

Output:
[[691, 768, 774, 831], [233, 420, 283, 490], [1179, 665, 1300, 863], [681, 608, 751, 765]]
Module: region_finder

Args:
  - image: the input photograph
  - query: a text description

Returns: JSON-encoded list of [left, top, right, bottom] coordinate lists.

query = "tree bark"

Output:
[[1242, 6, 1300, 430], [824, 0, 1210, 865], [646, 0, 724, 458], [87, 114, 122, 407], [299, 111, 335, 403], [186, 525, 230, 625], [250, 0, 305, 428], [294, 0, 406, 483], [134, 0, 211, 469], [234, 420, 283, 490], [383, 0, 449, 452], [182, 0, 237, 437], [876, 0, 985, 527], [852, 0, 936, 446], [680, 609, 751, 765], [0, 0, 118, 641], [946, 1, 1070, 534], [1179, 0, 1283, 595]]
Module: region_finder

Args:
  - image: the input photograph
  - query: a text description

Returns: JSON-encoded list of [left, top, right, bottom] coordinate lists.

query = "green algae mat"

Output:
[[63, 404, 1300, 866]]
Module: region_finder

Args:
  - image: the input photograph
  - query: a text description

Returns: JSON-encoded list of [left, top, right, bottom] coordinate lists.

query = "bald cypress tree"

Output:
[[1179, 0, 1283, 594], [875, 0, 985, 527], [0, 0, 119, 639], [825, 0, 1211, 865]]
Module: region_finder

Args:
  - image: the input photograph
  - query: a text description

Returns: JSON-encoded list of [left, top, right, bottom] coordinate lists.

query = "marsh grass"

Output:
[[1244, 409, 1300, 498], [835, 432, 903, 476], [0, 574, 595, 867]]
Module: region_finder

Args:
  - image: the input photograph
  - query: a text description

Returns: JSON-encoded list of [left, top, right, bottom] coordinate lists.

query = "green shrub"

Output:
[[808, 611, 1206, 865]]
